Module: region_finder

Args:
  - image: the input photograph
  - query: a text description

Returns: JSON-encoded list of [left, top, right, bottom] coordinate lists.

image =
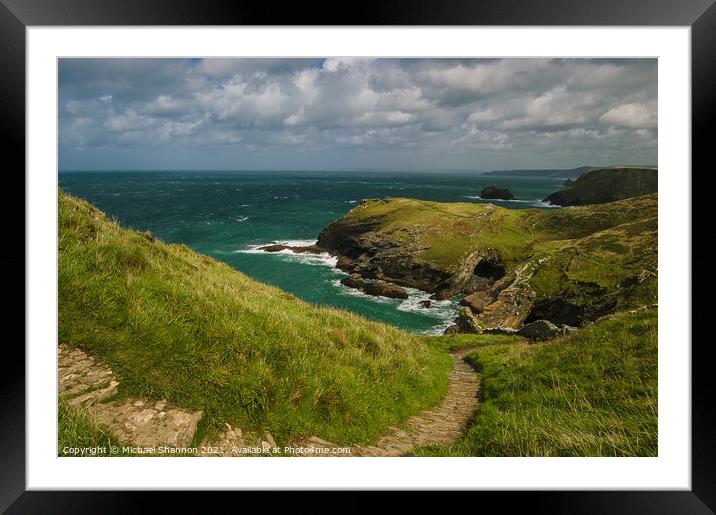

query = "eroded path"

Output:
[[59, 344, 482, 457], [293, 347, 481, 456], [58, 344, 202, 448]]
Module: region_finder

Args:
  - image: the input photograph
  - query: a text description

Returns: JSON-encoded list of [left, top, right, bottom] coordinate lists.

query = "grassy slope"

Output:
[[330, 193, 657, 276], [416, 309, 657, 456], [58, 191, 452, 445]]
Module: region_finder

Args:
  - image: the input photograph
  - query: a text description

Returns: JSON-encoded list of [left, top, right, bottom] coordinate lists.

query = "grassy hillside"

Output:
[[543, 167, 657, 206], [416, 309, 658, 456], [58, 190, 452, 445]]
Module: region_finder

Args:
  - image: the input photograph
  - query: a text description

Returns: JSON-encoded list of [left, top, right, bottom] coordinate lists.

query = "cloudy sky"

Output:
[[58, 58, 657, 171]]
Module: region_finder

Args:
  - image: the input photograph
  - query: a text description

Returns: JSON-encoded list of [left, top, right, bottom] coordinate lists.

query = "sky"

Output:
[[58, 58, 657, 172]]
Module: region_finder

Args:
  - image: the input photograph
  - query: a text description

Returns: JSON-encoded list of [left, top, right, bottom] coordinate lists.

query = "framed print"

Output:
[[3, 0, 715, 511]]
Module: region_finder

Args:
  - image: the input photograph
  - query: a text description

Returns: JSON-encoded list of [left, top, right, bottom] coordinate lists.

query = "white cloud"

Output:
[[598, 102, 657, 129], [59, 57, 659, 169]]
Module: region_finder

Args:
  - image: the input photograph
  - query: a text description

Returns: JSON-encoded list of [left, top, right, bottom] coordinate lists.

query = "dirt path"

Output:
[[292, 346, 482, 456], [59, 344, 482, 457]]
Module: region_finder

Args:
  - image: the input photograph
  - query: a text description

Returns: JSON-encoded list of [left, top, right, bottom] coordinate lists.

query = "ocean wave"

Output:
[[330, 279, 392, 304], [236, 240, 337, 267], [464, 195, 561, 208], [331, 280, 460, 334], [235, 216, 249, 222], [398, 287, 461, 334], [240, 239, 460, 334]]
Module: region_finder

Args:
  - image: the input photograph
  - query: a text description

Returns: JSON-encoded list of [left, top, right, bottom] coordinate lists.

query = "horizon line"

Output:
[[58, 164, 657, 174]]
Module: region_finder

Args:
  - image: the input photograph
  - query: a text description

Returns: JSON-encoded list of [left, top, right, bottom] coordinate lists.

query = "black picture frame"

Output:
[[2, 0, 713, 512]]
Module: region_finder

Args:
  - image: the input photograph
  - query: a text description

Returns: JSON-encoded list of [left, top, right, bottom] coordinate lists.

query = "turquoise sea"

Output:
[[59, 170, 564, 334]]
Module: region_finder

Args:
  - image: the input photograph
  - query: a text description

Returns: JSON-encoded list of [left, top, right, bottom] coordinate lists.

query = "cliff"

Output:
[[313, 194, 657, 332], [543, 167, 657, 206]]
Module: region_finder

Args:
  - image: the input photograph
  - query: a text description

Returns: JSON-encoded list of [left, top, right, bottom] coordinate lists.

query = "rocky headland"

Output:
[[275, 193, 657, 337], [544, 167, 657, 206]]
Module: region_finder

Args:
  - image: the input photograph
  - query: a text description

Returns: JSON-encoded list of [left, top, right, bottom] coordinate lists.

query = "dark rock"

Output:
[[460, 291, 491, 314], [258, 244, 326, 254], [453, 307, 483, 334], [543, 168, 657, 206], [351, 254, 381, 279], [473, 253, 506, 280], [524, 285, 617, 327], [563, 178, 574, 187], [518, 320, 561, 341], [418, 300, 432, 308], [480, 185, 514, 201], [490, 272, 515, 296], [363, 281, 409, 299], [443, 324, 460, 335], [340, 274, 365, 289], [336, 256, 355, 272], [431, 289, 453, 301], [258, 244, 289, 252]]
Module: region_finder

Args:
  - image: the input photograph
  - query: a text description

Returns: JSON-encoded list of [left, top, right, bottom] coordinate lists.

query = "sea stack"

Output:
[[480, 185, 514, 200]]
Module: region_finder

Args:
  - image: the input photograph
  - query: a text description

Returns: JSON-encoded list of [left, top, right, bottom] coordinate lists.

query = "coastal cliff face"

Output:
[[313, 195, 657, 333], [543, 167, 657, 206]]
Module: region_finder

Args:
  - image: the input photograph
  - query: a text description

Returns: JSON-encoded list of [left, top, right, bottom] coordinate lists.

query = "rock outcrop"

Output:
[[517, 320, 561, 341], [258, 243, 325, 254], [340, 273, 365, 289], [460, 291, 491, 314], [543, 168, 657, 206], [480, 185, 514, 200], [363, 280, 409, 299]]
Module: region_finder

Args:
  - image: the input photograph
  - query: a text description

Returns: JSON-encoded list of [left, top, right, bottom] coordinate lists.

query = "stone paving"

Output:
[[290, 347, 481, 456], [59, 344, 482, 457], [59, 344, 201, 449]]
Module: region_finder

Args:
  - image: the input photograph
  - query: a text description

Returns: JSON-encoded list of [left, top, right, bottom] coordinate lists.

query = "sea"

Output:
[[59, 170, 565, 335]]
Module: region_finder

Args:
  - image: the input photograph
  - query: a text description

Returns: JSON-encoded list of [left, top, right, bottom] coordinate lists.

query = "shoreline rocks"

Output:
[[258, 243, 327, 254], [363, 280, 409, 300], [340, 273, 365, 289]]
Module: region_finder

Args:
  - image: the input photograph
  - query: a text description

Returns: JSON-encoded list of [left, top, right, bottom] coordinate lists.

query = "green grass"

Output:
[[58, 398, 132, 456], [58, 190, 452, 446], [326, 194, 657, 272], [426, 333, 527, 353], [414, 309, 657, 456]]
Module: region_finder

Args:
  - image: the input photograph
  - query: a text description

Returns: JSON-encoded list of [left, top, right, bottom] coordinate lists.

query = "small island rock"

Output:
[[480, 185, 514, 200]]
